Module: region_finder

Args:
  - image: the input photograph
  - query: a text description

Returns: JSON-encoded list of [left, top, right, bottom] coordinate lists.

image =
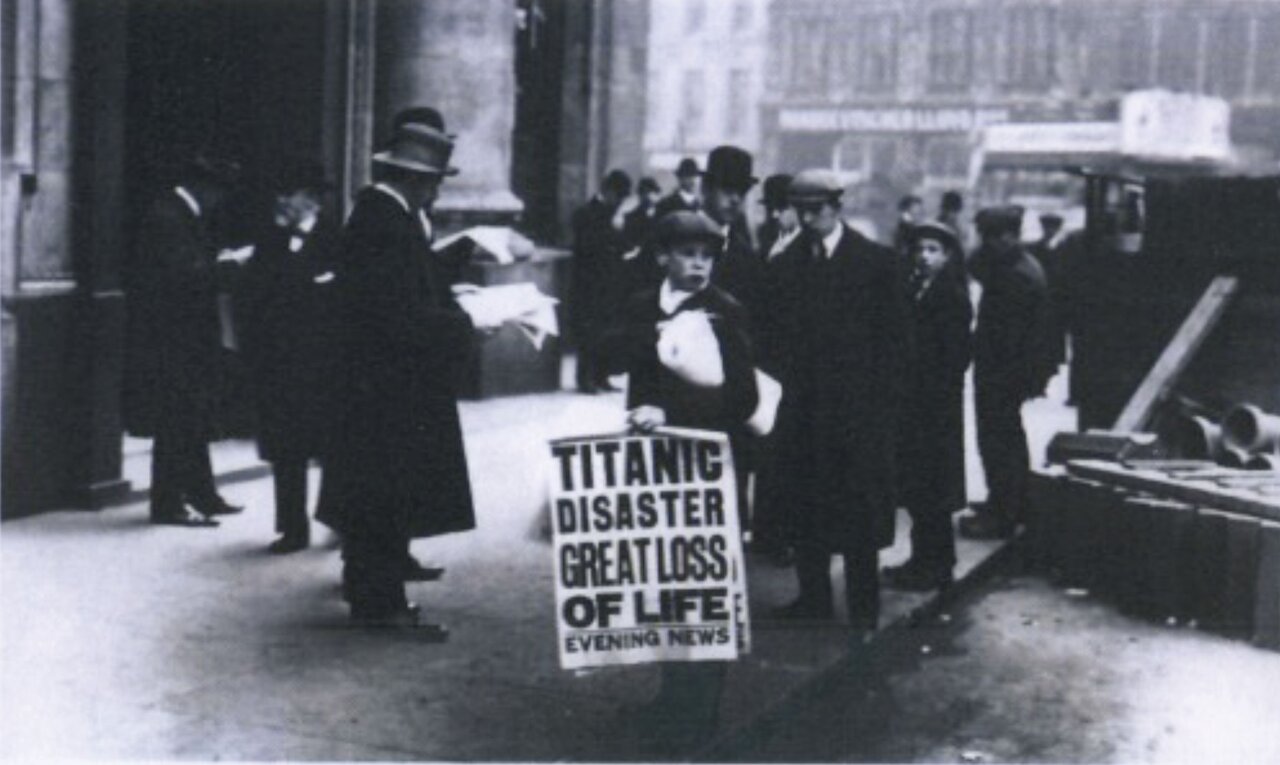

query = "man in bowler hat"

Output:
[[701, 146, 764, 321], [757, 173, 798, 260], [124, 149, 248, 527], [760, 170, 908, 637], [654, 157, 702, 218], [324, 112, 476, 632], [961, 206, 1054, 540]]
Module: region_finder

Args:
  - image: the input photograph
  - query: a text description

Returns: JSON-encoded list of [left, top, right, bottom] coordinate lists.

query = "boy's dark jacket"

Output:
[[612, 284, 759, 436]]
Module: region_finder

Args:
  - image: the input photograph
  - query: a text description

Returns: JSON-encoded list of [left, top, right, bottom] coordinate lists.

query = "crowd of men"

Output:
[[121, 105, 1060, 649], [571, 146, 1062, 626]]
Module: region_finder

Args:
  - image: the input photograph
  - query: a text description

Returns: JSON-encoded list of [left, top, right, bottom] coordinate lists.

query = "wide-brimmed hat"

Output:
[[654, 210, 725, 250], [373, 122, 459, 176], [909, 220, 963, 254], [703, 146, 757, 192], [788, 169, 843, 204], [760, 174, 794, 208], [675, 157, 702, 178]]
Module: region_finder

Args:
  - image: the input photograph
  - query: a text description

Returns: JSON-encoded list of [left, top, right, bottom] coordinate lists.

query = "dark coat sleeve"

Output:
[[709, 296, 760, 427], [340, 198, 473, 368]]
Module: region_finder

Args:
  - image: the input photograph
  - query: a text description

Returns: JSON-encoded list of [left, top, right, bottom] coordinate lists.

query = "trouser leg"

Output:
[[150, 429, 182, 516], [273, 458, 310, 542], [342, 493, 408, 617], [976, 386, 1030, 525], [907, 499, 957, 573], [793, 542, 834, 610], [842, 545, 881, 631]]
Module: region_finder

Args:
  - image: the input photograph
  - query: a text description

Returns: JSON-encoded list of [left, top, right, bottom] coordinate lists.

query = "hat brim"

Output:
[[372, 152, 460, 177], [909, 222, 962, 253]]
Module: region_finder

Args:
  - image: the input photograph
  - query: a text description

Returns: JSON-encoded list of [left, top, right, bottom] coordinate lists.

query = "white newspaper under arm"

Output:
[[746, 369, 783, 437], [547, 427, 751, 669], [656, 310, 724, 388]]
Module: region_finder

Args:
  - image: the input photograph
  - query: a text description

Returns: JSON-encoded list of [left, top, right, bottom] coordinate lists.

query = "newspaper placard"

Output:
[[549, 428, 751, 670]]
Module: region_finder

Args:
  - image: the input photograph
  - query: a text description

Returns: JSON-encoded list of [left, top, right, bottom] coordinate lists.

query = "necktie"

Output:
[[811, 239, 826, 262]]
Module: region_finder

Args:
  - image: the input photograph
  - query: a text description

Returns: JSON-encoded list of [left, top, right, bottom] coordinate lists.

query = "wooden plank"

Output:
[[1113, 276, 1240, 432], [1066, 460, 1280, 523]]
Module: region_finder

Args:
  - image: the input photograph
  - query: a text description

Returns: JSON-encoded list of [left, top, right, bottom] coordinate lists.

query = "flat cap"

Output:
[[975, 205, 1025, 236], [788, 169, 844, 203], [909, 220, 962, 254], [654, 211, 725, 250]]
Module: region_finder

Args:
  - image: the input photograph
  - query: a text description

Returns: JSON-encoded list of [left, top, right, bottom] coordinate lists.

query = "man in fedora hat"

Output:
[[323, 111, 476, 633], [961, 205, 1053, 541], [757, 173, 798, 260], [655, 157, 703, 218], [124, 147, 248, 528], [760, 169, 908, 637]]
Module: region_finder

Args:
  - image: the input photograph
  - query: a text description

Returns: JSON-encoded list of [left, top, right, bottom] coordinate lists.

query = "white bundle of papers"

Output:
[[453, 282, 560, 350], [433, 226, 536, 264]]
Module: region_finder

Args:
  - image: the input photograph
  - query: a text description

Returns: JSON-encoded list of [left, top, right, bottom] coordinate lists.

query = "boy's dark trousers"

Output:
[[794, 541, 881, 630], [272, 458, 311, 543]]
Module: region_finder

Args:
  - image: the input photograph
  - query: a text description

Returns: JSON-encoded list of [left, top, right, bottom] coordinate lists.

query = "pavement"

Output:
[[0, 363, 1075, 762]]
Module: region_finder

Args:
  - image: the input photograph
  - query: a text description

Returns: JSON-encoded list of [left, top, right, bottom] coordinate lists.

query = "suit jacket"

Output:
[[322, 187, 476, 539], [238, 218, 341, 462], [570, 197, 629, 335], [760, 223, 909, 551], [898, 262, 972, 511], [123, 189, 227, 438], [711, 215, 766, 332], [971, 242, 1054, 400]]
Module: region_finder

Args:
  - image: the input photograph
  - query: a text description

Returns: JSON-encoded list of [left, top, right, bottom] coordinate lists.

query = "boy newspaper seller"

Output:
[[549, 211, 773, 750]]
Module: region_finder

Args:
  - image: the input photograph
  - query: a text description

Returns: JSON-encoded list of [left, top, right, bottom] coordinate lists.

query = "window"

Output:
[[926, 139, 970, 180], [788, 18, 828, 93], [682, 70, 706, 138], [1002, 6, 1056, 89], [727, 69, 751, 137], [928, 9, 973, 91], [1156, 14, 1199, 91], [1205, 13, 1249, 98], [685, 0, 706, 35], [732, 0, 752, 32], [1255, 12, 1280, 96], [858, 13, 898, 93]]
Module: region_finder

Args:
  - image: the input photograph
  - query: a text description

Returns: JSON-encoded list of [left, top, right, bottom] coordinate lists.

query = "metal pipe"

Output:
[[1222, 404, 1280, 453]]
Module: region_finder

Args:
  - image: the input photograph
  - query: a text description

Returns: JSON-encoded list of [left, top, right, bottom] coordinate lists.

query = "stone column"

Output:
[[375, 0, 523, 229]]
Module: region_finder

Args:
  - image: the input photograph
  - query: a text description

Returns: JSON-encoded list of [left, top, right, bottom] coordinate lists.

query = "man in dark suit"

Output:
[[238, 159, 339, 553], [761, 170, 908, 638], [961, 206, 1055, 541], [702, 146, 763, 325], [324, 116, 476, 633], [654, 157, 702, 218], [570, 169, 633, 393], [757, 173, 798, 260], [124, 151, 247, 527]]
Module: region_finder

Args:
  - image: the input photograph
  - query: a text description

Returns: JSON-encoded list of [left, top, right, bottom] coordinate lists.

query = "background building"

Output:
[[643, 0, 771, 176], [764, 0, 1280, 231]]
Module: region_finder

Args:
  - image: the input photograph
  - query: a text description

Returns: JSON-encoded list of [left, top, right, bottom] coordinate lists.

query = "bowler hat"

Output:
[[392, 106, 458, 139], [760, 174, 794, 208], [675, 157, 702, 178], [788, 169, 844, 204], [975, 205, 1024, 237], [703, 146, 757, 192], [909, 220, 962, 255], [373, 122, 459, 176], [1039, 212, 1064, 227], [655, 211, 725, 250], [638, 176, 661, 195]]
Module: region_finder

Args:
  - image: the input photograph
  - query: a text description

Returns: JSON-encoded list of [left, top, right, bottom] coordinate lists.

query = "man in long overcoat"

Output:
[[653, 157, 702, 218], [884, 222, 972, 591], [124, 152, 246, 527], [324, 118, 476, 632], [570, 169, 632, 393], [761, 170, 908, 634], [961, 206, 1054, 540]]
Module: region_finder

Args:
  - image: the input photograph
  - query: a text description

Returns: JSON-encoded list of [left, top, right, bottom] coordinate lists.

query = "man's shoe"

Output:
[[350, 603, 449, 640], [267, 536, 308, 554], [402, 557, 445, 582], [883, 562, 953, 592], [768, 597, 835, 622], [191, 497, 244, 516], [958, 512, 1015, 540], [151, 508, 219, 528]]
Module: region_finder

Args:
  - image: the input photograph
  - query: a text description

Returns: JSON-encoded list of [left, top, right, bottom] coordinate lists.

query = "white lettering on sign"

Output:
[[779, 107, 1011, 134]]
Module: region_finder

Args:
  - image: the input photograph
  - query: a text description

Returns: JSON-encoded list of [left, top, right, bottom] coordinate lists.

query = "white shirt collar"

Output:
[[768, 227, 800, 259], [659, 279, 698, 315], [679, 190, 698, 206], [418, 209, 433, 242], [373, 183, 411, 214], [822, 223, 843, 258], [174, 186, 201, 218]]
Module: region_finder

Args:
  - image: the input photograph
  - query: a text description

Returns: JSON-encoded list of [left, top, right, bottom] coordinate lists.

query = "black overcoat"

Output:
[[237, 219, 340, 462], [760, 224, 909, 552], [898, 262, 972, 512], [971, 243, 1054, 401], [570, 198, 629, 342], [712, 216, 766, 327], [320, 188, 476, 539], [122, 190, 225, 439]]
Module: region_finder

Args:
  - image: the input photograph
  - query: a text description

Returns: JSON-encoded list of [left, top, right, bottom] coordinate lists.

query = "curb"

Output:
[[692, 537, 1020, 762]]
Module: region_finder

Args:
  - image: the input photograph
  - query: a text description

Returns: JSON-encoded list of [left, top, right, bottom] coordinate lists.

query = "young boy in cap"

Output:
[[610, 210, 759, 751]]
